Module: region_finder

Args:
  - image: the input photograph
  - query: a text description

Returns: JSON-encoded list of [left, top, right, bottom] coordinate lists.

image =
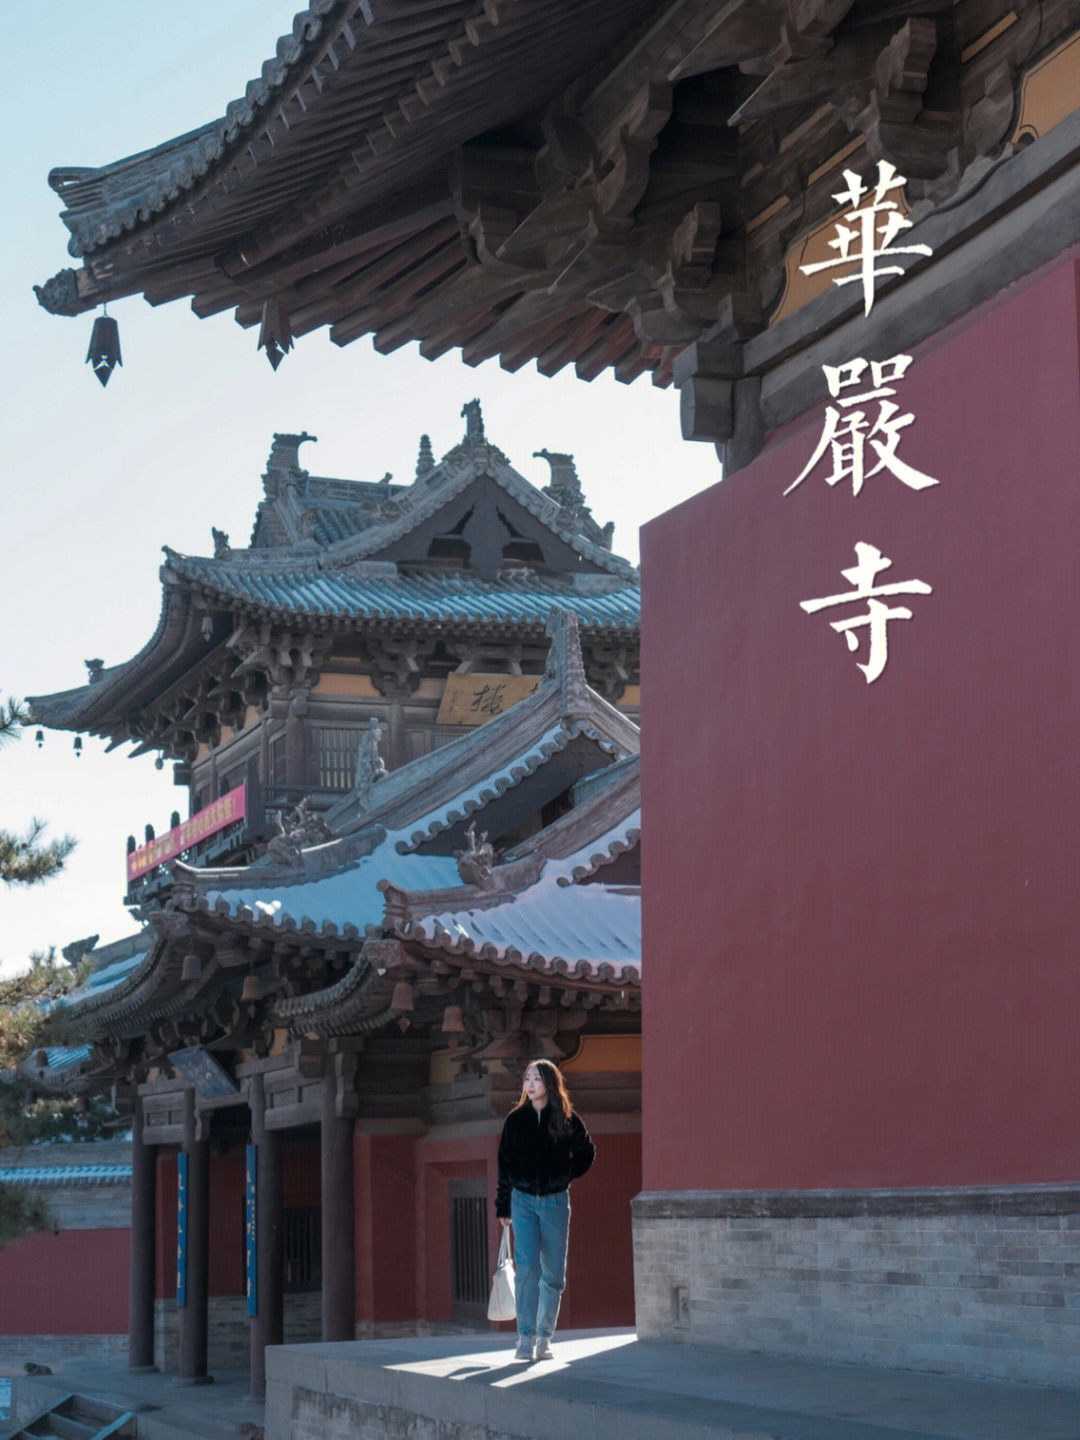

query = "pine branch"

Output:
[[0, 821, 76, 885], [0, 697, 30, 746], [0, 694, 77, 884]]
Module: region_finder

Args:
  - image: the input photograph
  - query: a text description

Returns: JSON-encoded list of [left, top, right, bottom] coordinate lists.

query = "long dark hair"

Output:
[[513, 1058, 574, 1135]]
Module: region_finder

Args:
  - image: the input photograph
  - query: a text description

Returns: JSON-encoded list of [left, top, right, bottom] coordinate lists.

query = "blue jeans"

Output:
[[511, 1189, 570, 1340]]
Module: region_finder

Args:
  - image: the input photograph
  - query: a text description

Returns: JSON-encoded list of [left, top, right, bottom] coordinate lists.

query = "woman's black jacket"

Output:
[[496, 1103, 595, 1218]]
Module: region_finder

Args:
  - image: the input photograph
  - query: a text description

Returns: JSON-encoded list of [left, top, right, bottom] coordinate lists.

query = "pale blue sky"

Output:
[[0, 3, 722, 975]]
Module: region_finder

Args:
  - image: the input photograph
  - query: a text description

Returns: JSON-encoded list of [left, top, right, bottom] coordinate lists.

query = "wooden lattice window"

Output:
[[283, 1206, 321, 1292], [313, 726, 367, 791], [450, 1180, 490, 1322]]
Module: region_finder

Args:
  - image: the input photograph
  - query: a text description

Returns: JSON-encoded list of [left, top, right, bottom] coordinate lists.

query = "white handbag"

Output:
[[488, 1225, 517, 1322]]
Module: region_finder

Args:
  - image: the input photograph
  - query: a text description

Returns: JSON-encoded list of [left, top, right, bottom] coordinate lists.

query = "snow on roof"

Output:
[[406, 810, 641, 979], [204, 841, 460, 938]]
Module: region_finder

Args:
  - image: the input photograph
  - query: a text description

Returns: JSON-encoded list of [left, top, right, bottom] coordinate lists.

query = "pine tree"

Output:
[[0, 954, 100, 1245], [0, 697, 92, 1247]]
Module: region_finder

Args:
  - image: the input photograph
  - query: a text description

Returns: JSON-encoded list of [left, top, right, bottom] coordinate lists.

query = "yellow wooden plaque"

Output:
[[1012, 30, 1080, 146], [436, 672, 540, 726]]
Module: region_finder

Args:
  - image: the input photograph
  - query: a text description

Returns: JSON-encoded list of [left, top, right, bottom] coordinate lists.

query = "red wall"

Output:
[[641, 256, 1080, 1192], [155, 1147, 254, 1299], [208, 1150, 244, 1295], [155, 1153, 177, 1299], [0, 1230, 129, 1334], [283, 1138, 321, 1208], [415, 1134, 497, 1325], [356, 1131, 420, 1324], [560, 1125, 639, 1328]]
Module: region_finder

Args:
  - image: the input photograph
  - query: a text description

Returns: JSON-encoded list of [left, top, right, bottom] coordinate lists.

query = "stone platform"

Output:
[[266, 1330, 1080, 1440], [0, 1361, 263, 1440]]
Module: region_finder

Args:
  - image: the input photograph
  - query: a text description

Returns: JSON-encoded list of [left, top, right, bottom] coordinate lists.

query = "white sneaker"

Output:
[[514, 1337, 534, 1361], [534, 1337, 553, 1360]]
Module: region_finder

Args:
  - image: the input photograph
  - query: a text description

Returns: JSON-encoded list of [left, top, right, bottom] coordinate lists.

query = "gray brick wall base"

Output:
[[153, 1292, 322, 1374], [632, 1188, 1080, 1388], [0, 1334, 128, 1371]]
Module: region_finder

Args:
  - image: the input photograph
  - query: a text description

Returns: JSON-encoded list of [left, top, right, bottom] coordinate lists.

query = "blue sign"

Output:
[[245, 1144, 258, 1317], [176, 1152, 188, 1308]]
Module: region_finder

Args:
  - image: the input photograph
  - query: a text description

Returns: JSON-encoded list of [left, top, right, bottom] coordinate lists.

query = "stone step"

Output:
[[7, 1393, 135, 1440], [31, 1414, 96, 1440]]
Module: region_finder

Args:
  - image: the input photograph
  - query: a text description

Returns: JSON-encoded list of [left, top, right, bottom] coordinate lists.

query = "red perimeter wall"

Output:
[[0, 1230, 129, 1334], [641, 256, 1080, 1193]]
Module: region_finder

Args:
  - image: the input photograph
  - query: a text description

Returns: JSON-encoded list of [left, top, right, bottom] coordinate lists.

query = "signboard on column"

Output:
[[245, 1144, 258, 1317], [176, 1152, 188, 1308]]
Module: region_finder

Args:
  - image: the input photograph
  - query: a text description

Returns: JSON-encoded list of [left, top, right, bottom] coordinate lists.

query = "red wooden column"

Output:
[[178, 1087, 211, 1383], [128, 1095, 157, 1370], [249, 1072, 283, 1400], [320, 1068, 356, 1341]]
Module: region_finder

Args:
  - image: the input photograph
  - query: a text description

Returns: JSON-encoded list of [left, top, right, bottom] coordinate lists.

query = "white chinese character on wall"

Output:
[[799, 162, 933, 316], [800, 542, 931, 683], [786, 354, 939, 496]]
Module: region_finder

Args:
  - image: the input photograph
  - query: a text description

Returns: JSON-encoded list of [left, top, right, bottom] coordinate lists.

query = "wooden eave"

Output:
[[26, 582, 207, 741], [39, 1, 1079, 388]]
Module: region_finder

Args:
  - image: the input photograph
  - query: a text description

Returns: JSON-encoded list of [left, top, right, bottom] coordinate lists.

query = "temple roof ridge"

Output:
[[197, 419, 633, 577], [324, 424, 634, 579]]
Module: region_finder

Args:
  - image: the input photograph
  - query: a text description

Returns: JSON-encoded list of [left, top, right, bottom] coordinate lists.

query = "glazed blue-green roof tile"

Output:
[[41, 1045, 93, 1071], [0, 1164, 131, 1186], [172, 564, 639, 627]]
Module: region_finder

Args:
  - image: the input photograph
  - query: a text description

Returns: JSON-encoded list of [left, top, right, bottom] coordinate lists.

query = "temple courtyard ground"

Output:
[[4, 1331, 1079, 1440]]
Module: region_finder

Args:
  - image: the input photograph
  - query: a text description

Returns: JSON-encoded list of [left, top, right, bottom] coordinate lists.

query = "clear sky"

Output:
[[0, 2, 723, 976]]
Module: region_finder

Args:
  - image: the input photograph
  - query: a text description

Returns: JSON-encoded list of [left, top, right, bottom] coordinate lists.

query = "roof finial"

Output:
[[462, 399, 485, 448], [416, 434, 435, 479], [263, 432, 315, 497], [535, 450, 586, 516]]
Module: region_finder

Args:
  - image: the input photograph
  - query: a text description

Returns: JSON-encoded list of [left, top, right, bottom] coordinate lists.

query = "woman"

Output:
[[496, 1058, 595, 1360]]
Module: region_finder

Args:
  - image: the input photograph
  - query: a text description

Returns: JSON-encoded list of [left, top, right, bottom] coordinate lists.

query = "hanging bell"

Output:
[[35, 730, 44, 749], [74, 736, 83, 757], [86, 314, 122, 387], [181, 952, 202, 982], [441, 1005, 464, 1034], [391, 979, 415, 1013], [241, 971, 263, 1003]]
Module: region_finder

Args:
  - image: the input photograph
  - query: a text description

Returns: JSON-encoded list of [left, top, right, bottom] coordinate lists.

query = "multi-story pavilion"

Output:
[[32, 405, 638, 882], [20, 420, 642, 1392], [33, 0, 1080, 1392]]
